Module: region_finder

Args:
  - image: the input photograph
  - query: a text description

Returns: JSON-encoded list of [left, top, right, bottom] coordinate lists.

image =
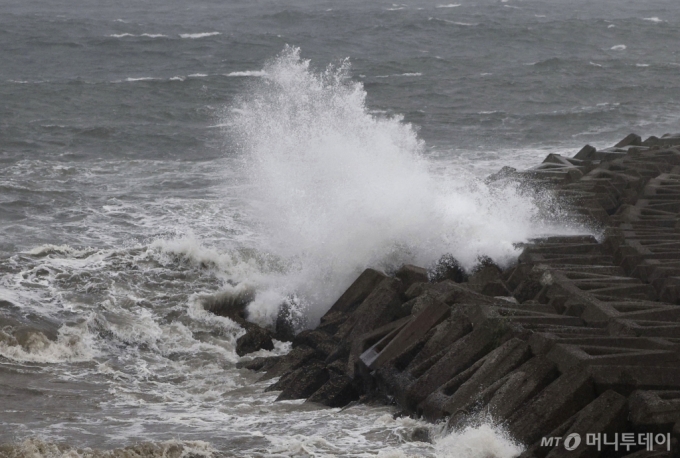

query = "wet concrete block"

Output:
[[327, 268, 387, 314], [316, 311, 349, 335], [404, 282, 428, 300], [468, 262, 502, 291], [395, 264, 429, 290], [589, 366, 680, 394], [616, 133, 643, 148], [276, 361, 329, 401], [292, 329, 338, 360], [419, 338, 531, 421], [430, 280, 499, 307], [405, 311, 473, 372], [274, 301, 296, 342], [546, 343, 679, 373], [482, 356, 560, 421], [346, 316, 411, 378], [404, 323, 507, 410], [574, 145, 597, 160], [237, 355, 279, 372], [629, 390, 680, 433], [236, 325, 274, 356], [429, 255, 468, 283], [359, 297, 450, 371], [307, 372, 360, 408], [335, 277, 404, 342], [508, 369, 596, 445], [400, 292, 441, 316], [260, 345, 318, 381], [544, 390, 627, 458]]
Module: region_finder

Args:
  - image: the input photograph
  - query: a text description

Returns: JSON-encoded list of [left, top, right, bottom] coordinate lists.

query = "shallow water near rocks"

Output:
[[2, 0, 679, 456]]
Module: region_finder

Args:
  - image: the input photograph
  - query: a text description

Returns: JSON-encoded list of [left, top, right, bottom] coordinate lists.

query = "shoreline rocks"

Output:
[[234, 133, 680, 457]]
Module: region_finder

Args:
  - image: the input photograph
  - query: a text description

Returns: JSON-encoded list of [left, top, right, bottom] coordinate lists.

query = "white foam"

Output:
[[179, 32, 221, 39], [0, 320, 95, 363], [124, 77, 157, 82], [225, 70, 267, 77], [6, 438, 217, 458], [636, 63, 650, 67], [589, 61, 603, 67], [436, 4, 461, 7], [25, 244, 96, 257], [227, 45, 587, 326], [376, 72, 423, 78], [611, 44, 626, 51], [109, 33, 167, 38], [433, 423, 524, 458], [643, 17, 663, 23], [188, 73, 208, 77], [608, 24, 616, 28]]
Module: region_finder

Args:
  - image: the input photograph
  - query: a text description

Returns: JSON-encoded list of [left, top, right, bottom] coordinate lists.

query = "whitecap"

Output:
[[436, 4, 461, 7], [170, 76, 186, 81], [109, 33, 134, 37], [179, 32, 221, 39], [225, 70, 267, 77], [124, 77, 156, 82], [643, 17, 663, 23], [188, 73, 208, 77], [141, 33, 168, 38], [608, 24, 616, 28], [636, 63, 650, 67], [589, 61, 603, 67], [375, 72, 423, 78], [611, 44, 626, 51]]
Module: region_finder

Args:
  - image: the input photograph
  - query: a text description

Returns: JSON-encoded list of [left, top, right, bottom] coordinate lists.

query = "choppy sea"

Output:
[[1, 0, 679, 456]]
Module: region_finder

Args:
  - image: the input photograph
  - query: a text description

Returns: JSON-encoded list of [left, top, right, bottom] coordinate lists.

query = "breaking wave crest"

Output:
[[227, 45, 577, 326]]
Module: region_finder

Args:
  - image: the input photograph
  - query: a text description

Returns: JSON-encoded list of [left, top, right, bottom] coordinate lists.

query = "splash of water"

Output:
[[228, 45, 577, 326], [433, 423, 523, 458]]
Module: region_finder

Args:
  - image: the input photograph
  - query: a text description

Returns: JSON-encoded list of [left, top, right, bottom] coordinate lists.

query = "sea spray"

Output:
[[227, 45, 580, 327], [433, 423, 524, 458]]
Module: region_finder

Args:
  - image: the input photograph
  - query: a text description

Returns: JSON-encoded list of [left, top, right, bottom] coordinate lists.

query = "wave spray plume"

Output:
[[229, 46, 575, 327]]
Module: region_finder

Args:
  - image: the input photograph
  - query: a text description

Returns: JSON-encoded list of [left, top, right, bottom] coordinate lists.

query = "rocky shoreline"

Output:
[[224, 132, 680, 458]]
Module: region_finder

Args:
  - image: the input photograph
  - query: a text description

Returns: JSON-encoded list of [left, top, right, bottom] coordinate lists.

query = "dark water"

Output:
[[0, 0, 679, 456]]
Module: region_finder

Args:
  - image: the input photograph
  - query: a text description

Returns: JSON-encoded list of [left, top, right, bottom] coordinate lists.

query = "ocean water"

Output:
[[1, 0, 679, 456]]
